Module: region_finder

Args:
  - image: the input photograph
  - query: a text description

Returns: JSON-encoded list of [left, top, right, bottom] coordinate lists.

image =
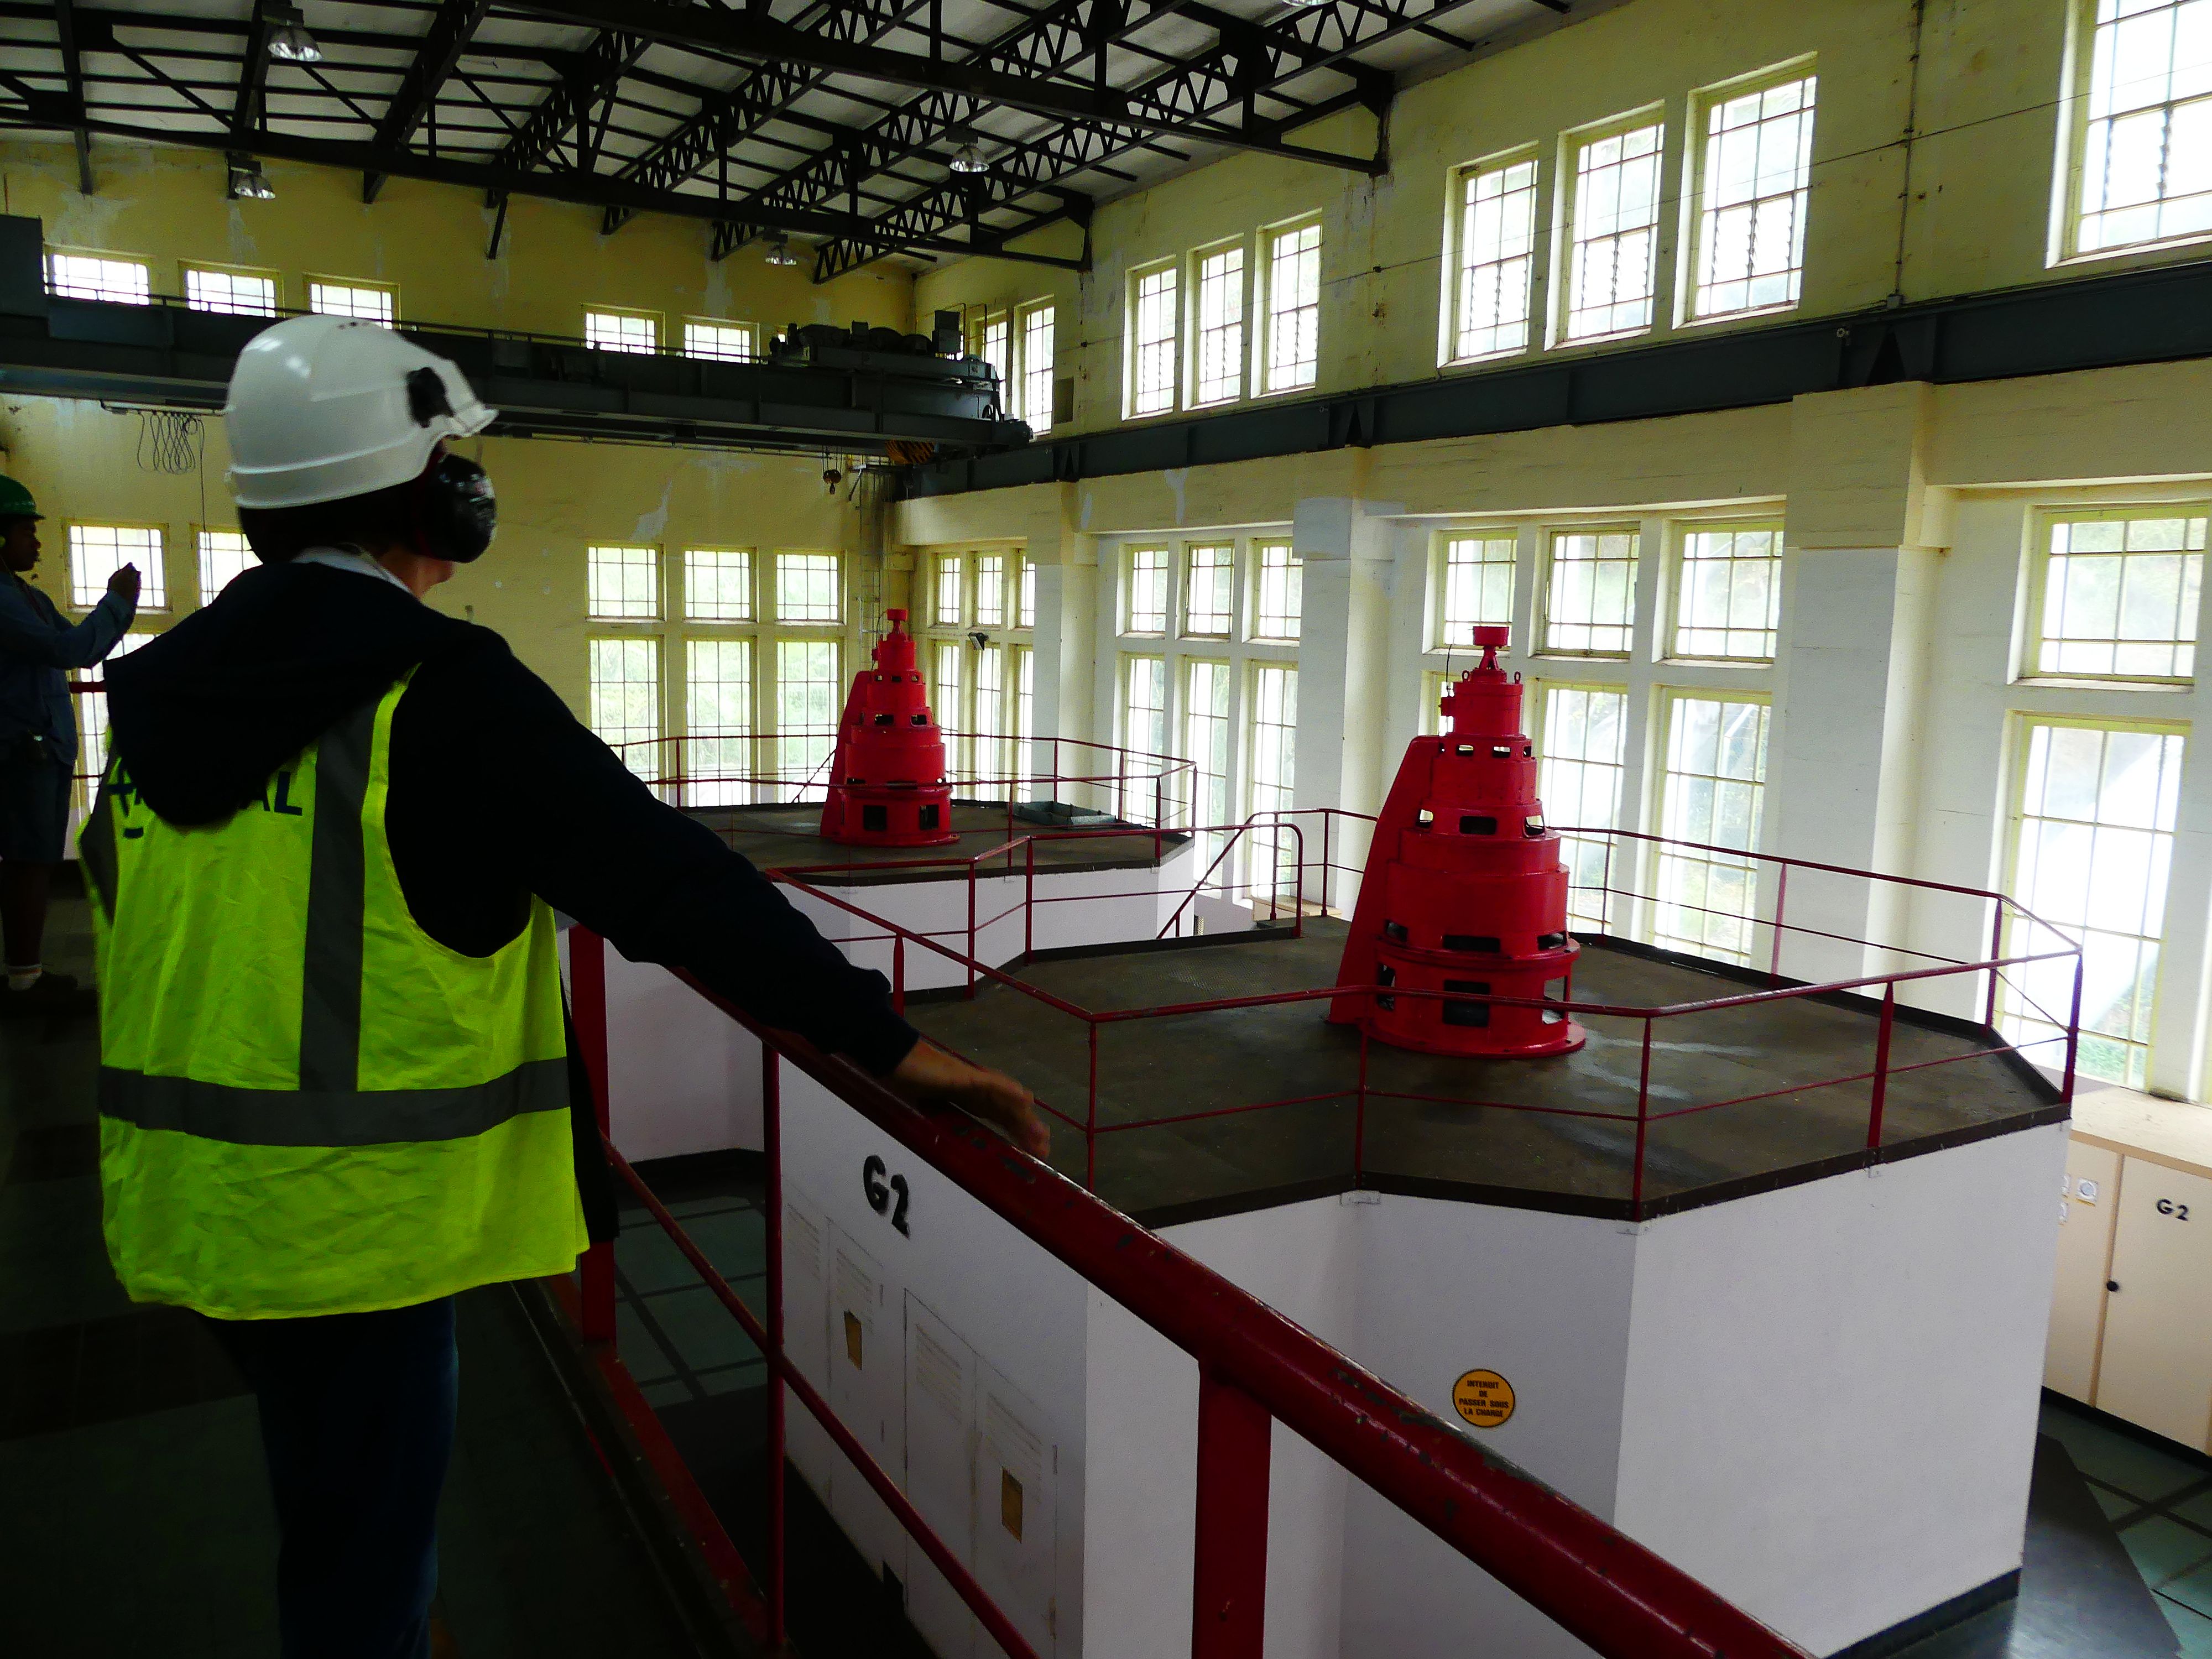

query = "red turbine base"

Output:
[[820, 608, 960, 848]]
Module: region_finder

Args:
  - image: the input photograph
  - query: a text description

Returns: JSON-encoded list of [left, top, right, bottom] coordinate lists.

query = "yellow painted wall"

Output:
[[0, 138, 912, 712], [917, 0, 2193, 437]]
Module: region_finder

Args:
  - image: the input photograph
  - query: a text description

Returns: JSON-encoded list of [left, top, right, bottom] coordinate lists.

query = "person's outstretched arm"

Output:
[[0, 568, 136, 669]]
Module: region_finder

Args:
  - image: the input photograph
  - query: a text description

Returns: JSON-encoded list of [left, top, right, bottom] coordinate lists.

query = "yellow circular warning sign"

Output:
[[1452, 1369, 1516, 1430]]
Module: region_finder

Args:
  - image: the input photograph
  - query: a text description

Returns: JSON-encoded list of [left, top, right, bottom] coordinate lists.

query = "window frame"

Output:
[[583, 306, 662, 356], [1650, 686, 1773, 965], [1249, 540, 1302, 643], [1258, 216, 1324, 397], [1537, 523, 1642, 659], [306, 274, 398, 325], [1182, 542, 1237, 641], [65, 521, 168, 612], [181, 261, 281, 317], [1433, 527, 1521, 651], [2053, 0, 2212, 265], [1535, 679, 1634, 930], [586, 542, 664, 623], [1016, 299, 1057, 434], [1554, 106, 1670, 347], [1124, 544, 1173, 637], [1125, 259, 1184, 420], [44, 248, 152, 306], [681, 317, 757, 363], [1442, 144, 1543, 367], [1666, 518, 1786, 665], [1187, 236, 1250, 409], [682, 545, 758, 624], [2023, 503, 2210, 686], [195, 525, 255, 603], [1681, 60, 1818, 326]]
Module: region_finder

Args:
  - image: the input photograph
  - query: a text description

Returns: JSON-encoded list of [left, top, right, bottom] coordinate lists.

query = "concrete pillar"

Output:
[[1294, 495, 1398, 909]]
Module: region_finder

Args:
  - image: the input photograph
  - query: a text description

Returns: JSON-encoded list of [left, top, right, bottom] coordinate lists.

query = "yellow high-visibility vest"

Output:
[[82, 671, 586, 1319]]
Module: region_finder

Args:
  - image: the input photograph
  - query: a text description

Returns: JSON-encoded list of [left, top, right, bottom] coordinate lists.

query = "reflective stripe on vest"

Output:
[[87, 671, 586, 1319]]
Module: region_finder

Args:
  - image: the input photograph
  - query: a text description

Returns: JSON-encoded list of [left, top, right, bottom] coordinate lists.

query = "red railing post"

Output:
[[1025, 837, 1036, 959], [1631, 1018, 1652, 1217], [1086, 1020, 1100, 1192], [2061, 948, 2084, 1103], [570, 928, 618, 1345], [892, 933, 906, 1018], [1866, 983, 1895, 1152], [1984, 902, 2005, 1029], [763, 1046, 789, 1650], [1768, 863, 1787, 987], [966, 862, 978, 999], [1191, 1370, 1272, 1659]]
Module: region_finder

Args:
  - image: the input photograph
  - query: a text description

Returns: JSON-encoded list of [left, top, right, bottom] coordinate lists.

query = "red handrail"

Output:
[[573, 933, 1812, 1659]]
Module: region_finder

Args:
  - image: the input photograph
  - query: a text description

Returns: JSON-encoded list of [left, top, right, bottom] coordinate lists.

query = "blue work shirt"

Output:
[[0, 573, 135, 767]]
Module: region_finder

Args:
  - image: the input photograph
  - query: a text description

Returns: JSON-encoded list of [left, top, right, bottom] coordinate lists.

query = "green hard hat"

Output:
[[0, 477, 40, 520]]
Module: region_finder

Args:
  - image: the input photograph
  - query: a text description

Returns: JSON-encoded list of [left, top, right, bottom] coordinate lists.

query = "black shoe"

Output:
[[0, 973, 95, 1018]]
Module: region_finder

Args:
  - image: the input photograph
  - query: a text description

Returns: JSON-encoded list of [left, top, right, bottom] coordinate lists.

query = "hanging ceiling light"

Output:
[[950, 140, 988, 174], [226, 151, 275, 200], [764, 234, 801, 268], [267, 3, 324, 64]]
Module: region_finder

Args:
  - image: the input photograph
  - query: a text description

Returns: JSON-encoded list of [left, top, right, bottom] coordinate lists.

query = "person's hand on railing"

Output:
[[887, 1038, 1050, 1159]]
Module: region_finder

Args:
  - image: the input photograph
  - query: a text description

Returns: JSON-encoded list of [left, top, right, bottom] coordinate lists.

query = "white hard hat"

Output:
[[225, 314, 495, 509]]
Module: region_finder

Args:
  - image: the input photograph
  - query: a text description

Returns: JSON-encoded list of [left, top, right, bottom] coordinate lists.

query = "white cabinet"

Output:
[[2044, 1141, 2120, 1402], [2098, 1160, 2212, 1449]]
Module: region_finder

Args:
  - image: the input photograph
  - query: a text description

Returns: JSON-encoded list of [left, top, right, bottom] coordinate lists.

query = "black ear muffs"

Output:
[[410, 451, 497, 564]]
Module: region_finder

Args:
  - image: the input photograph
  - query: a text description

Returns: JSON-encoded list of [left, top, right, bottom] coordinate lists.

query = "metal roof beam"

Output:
[[364, 0, 492, 202]]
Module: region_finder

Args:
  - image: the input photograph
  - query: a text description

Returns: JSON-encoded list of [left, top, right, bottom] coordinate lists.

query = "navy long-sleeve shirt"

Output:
[[0, 572, 135, 763]]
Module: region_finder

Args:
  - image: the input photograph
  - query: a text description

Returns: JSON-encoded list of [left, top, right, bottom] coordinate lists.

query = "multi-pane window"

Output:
[[775, 552, 842, 623], [936, 641, 968, 774], [588, 545, 660, 620], [184, 268, 277, 317], [1672, 524, 1783, 660], [683, 320, 756, 362], [684, 548, 753, 622], [1185, 544, 1234, 638], [1653, 693, 1770, 964], [2033, 510, 2206, 679], [1538, 686, 1630, 930], [775, 639, 842, 795], [685, 639, 754, 806], [1562, 118, 1665, 341], [1018, 558, 1037, 628], [1263, 222, 1322, 393], [975, 553, 1007, 629], [1129, 264, 1181, 416], [1249, 664, 1299, 906], [1127, 547, 1171, 634], [1185, 660, 1233, 830], [68, 525, 165, 611], [1691, 74, 1817, 319], [309, 280, 395, 325], [975, 312, 1011, 405], [1251, 542, 1301, 642], [1542, 529, 1639, 655], [589, 638, 661, 782], [2071, 0, 2212, 255], [1438, 533, 1517, 649], [76, 630, 150, 791], [585, 309, 658, 354], [45, 253, 150, 305], [1019, 302, 1056, 434], [1120, 656, 1168, 820], [197, 529, 255, 599], [1451, 154, 1539, 361], [1014, 646, 1037, 787], [974, 644, 1006, 778], [934, 554, 966, 628], [1193, 244, 1246, 406], [2004, 720, 2185, 1087]]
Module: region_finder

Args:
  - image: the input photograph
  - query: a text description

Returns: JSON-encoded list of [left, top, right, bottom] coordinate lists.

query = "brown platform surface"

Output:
[[689, 801, 1183, 885], [910, 920, 2065, 1224]]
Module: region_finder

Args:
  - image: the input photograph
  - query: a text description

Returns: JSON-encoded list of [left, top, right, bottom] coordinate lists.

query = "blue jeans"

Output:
[[205, 1297, 458, 1659]]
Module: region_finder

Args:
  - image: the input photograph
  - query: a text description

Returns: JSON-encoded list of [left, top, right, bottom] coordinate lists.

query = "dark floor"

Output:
[[909, 920, 2059, 1223], [688, 800, 1181, 885], [0, 898, 703, 1659]]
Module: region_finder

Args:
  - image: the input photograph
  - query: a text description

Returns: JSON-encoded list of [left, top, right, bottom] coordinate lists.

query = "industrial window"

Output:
[[1251, 541, 1301, 642], [184, 267, 277, 317], [975, 552, 1008, 629], [2032, 509, 2206, 680], [309, 280, 395, 325], [974, 643, 1006, 780], [585, 309, 658, 354], [936, 641, 968, 775], [1561, 117, 1665, 342], [1689, 71, 1816, 320], [1129, 263, 1181, 417], [1538, 685, 1630, 930], [683, 320, 755, 362], [45, 253, 149, 305], [685, 639, 754, 806], [1019, 302, 1056, 434], [1192, 243, 1246, 407], [197, 529, 255, 600], [1653, 693, 1770, 965], [2004, 719, 2184, 1087], [1249, 664, 1298, 904], [1120, 655, 1168, 821], [934, 554, 966, 628], [1672, 524, 1783, 661], [1438, 533, 1517, 649], [2068, 0, 2212, 256], [589, 637, 661, 783], [68, 524, 165, 611], [76, 630, 151, 799], [684, 548, 754, 622], [774, 638, 842, 796], [973, 311, 1011, 406], [587, 544, 660, 620], [1262, 222, 1321, 393], [1013, 645, 1037, 787], [1126, 547, 1171, 634], [1018, 557, 1037, 628], [1185, 544, 1235, 638], [775, 552, 842, 624], [1542, 529, 1639, 656], [1450, 153, 1539, 361], [1185, 659, 1233, 830]]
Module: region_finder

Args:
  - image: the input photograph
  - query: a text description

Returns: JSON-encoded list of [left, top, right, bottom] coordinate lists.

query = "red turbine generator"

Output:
[[818, 609, 959, 848], [1329, 625, 1585, 1057]]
